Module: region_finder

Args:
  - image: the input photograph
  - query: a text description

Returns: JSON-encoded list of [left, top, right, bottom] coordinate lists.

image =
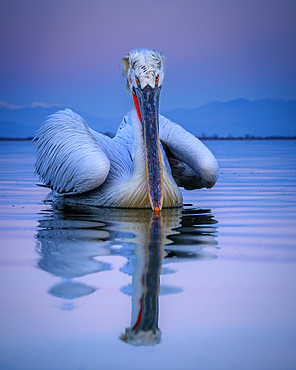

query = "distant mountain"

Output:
[[164, 98, 296, 137], [0, 101, 120, 138], [0, 98, 295, 138]]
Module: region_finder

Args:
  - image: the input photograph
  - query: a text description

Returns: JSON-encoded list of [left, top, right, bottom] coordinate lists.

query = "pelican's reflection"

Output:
[[35, 205, 218, 341]]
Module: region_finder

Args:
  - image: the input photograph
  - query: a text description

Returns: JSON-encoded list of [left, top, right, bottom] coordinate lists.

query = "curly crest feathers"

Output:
[[120, 49, 165, 94]]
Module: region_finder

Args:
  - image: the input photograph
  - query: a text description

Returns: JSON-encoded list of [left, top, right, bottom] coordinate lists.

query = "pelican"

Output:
[[35, 49, 219, 210]]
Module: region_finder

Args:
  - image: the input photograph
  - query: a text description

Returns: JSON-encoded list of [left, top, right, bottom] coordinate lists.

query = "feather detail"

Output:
[[34, 109, 110, 195], [159, 116, 219, 189], [120, 49, 165, 93]]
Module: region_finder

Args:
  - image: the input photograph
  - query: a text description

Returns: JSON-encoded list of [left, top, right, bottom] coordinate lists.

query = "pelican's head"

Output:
[[121, 49, 165, 211], [120, 49, 165, 93]]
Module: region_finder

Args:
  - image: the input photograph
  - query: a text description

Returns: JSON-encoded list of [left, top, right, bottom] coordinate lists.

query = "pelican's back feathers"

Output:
[[34, 109, 110, 195], [159, 116, 219, 190]]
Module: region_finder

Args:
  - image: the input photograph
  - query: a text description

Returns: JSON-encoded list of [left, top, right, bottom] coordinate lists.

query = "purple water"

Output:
[[0, 140, 295, 369]]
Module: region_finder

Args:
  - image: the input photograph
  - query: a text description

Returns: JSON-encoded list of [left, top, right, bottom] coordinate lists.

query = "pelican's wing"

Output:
[[159, 115, 219, 190], [34, 109, 110, 194], [89, 113, 134, 180]]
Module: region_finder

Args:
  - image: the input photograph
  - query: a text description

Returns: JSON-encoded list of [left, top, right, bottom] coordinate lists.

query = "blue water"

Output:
[[0, 140, 296, 369]]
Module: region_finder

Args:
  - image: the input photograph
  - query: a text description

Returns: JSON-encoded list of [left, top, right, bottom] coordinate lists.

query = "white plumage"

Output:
[[35, 109, 110, 194], [34, 49, 219, 209]]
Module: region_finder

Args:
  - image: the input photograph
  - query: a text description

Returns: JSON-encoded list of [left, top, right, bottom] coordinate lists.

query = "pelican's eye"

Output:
[[155, 74, 159, 84], [135, 76, 140, 85]]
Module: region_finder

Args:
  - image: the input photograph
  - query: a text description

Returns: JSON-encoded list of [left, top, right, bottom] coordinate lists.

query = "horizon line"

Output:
[[0, 96, 295, 116]]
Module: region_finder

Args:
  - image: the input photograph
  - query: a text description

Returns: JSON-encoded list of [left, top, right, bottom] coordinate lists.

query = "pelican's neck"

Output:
[[131, 109, 151, 175], [111, 108, 182, 208]]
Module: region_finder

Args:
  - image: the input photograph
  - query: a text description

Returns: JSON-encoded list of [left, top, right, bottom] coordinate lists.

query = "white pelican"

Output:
[[35, 49, 219, 210]]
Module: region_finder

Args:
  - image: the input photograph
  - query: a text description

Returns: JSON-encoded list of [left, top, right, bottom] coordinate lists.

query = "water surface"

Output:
[[0, 140, 296, 369]]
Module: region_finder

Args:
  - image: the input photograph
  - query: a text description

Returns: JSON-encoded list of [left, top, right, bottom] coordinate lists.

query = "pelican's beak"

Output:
[[133, 84, 163, 211]]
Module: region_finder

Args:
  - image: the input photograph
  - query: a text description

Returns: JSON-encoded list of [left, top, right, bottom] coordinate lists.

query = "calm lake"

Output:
[[0, 140, 296, 370]]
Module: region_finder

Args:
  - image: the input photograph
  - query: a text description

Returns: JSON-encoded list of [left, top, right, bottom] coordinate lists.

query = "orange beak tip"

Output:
[[154, 206, 161, 215]]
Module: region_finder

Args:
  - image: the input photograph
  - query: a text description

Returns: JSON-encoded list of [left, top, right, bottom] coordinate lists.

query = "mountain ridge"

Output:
[[0, 98, 295, 138], [164, 98, 296, 137]]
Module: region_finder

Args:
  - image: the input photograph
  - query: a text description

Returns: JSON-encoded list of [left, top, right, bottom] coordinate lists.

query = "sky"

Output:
[[0, 0, 295, 118]]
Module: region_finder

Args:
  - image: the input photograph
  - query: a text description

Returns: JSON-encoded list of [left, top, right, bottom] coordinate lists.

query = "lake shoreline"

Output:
[[1, 136, 296, 141]]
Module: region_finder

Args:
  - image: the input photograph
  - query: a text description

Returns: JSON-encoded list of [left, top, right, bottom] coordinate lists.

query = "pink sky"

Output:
[[0, 0, 295, 117]]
